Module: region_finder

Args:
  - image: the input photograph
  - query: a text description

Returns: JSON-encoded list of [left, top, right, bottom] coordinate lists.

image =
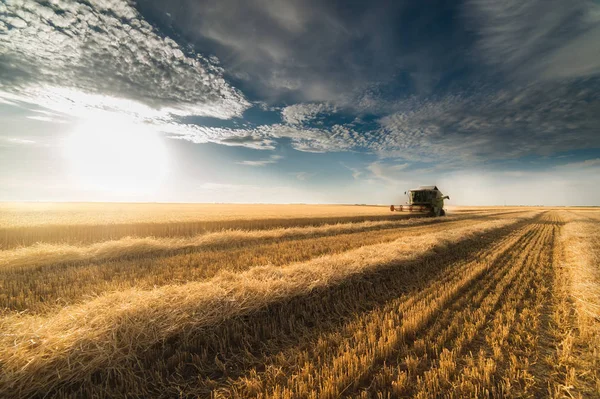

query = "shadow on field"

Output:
[[42, 213, 544, 398]]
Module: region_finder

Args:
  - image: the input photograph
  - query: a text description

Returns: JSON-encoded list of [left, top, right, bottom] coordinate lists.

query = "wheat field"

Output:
[[0, 204, 599, 398]]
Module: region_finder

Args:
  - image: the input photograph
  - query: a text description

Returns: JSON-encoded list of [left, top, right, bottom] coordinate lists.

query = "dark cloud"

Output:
[[375, 81, 600, 162], [468, 0, 600, 80], [135, 0, 473, 104]]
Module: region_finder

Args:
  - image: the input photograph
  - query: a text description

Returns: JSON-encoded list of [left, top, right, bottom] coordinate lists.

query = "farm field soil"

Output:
[[0, 204, 598, 398]]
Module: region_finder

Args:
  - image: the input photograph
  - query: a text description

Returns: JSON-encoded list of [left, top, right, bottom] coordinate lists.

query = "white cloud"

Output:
[[341, 163, 363, 180], [389, 163, 409, 171], [281, 103, 335, 125], [237, 155, 283, 166], [367, 162, 409, 185], [5, 138, 35, 145], [152, 122, 276, 150], [0, 0, 250, 119], [165, 123, 360, 153], [25, 116, 53, 123]]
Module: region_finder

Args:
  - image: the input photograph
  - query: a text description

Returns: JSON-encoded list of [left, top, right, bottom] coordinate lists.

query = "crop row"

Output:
[[552, 211, 600, 396], [0, 209, 529, 249], [0, 212, 536, 397], [220, 213, 560, 398], [0, 212, 530, 313]]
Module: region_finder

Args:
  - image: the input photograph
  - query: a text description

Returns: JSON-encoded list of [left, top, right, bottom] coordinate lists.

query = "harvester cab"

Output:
[[390, 186, 450, 217]]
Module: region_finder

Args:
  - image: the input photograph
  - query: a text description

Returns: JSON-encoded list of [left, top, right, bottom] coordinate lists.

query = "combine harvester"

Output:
[[390, 185, 450, 217]]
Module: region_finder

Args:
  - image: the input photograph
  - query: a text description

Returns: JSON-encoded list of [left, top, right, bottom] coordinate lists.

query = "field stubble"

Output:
[[0, 204, 598, 398]]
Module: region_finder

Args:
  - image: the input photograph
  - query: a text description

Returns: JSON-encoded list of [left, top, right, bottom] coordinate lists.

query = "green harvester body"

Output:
[[390, 186, 450, 217]]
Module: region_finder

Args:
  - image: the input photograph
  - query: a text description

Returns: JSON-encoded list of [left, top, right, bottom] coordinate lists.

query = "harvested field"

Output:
[[0, 204, 599, 398]]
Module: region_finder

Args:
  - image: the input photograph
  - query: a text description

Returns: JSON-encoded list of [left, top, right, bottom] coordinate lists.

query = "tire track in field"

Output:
[[548, 211, 600, 397], [227, 214, 553, 398], [246, 215, 548, 399], [1, 212, 533, 313], [376, 224, 545, 398], [160, 214, 543, 398], [399, 213, 561, 398], [403, 215, 557, 398]]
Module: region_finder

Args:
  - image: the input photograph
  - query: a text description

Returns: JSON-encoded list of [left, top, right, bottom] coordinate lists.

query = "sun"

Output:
[[64, 115, 168, 196]]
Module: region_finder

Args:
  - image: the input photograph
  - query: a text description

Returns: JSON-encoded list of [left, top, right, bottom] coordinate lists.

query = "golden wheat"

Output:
[[0, 204, 598, 398]]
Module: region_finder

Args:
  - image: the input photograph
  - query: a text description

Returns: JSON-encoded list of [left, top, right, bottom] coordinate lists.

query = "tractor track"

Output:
[[210, 213, 561, 398], [405, 214, 559, 398], [159, 213, 547, 398], [367, 222, 546, 398], [259, 216, 551, 398]]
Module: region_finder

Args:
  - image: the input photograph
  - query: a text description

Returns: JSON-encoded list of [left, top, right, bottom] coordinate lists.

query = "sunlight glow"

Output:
[[64, 114, 168, 195]]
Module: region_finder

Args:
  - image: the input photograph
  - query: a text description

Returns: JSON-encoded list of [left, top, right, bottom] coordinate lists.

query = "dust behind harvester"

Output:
[[390, 185, 450, 217]]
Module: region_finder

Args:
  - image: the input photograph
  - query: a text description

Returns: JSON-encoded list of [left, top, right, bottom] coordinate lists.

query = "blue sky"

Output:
[[1, 0, 600, 205]]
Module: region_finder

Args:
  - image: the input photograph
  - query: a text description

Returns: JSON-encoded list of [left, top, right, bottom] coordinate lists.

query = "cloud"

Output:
[[374, 83, 600, 163], [151, 0, 356, 103], [294, 172, 315, 181], [367, 162, 409, 185], [468, 0, 600, 80], [557, 158, 600, 169], [281, 103, 336, 125], [237, 154, 283, 167], [341, 163, 363, 180], [167, 76, 600, 161], [220, 135, 276, 149], [165, 123, 360, 153], [439, 165, 600, 206], [23, 109, 70, 124], [5, 138, 36, 145], [388, 163, 409, 171], [263, 124, 355, 153], [161, 124, 277, 150], [25, 116, 54, 123], [2, 0, 598, 168], [0, 0, 250, 119], [145, 0, 472, 107]]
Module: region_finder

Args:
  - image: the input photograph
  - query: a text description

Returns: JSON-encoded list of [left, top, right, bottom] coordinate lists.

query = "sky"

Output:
[[1, 0, 600, 206]]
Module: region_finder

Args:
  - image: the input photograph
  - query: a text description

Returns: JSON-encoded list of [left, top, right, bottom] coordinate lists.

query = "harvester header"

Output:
[[390, 185, 449, 217]]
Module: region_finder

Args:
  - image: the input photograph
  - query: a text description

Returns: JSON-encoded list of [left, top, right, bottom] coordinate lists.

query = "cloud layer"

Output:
[[468, 0, 600, 80], [1, 0, 599, 170], [0, 0, 249, 119]]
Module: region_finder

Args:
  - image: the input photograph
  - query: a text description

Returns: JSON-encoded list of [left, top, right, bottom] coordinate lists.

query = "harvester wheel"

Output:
[[440, 209, 446, 216]]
